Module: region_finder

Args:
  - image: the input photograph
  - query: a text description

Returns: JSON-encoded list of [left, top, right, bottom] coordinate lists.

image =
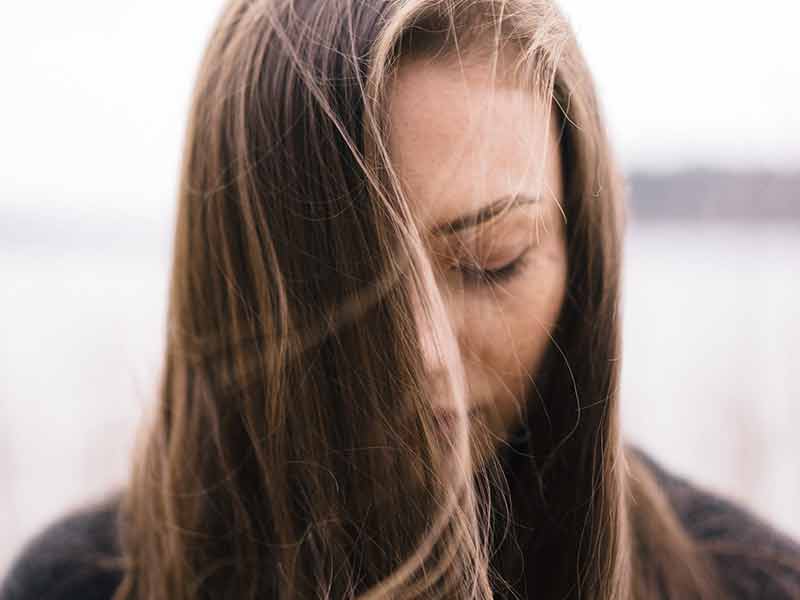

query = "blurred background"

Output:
[[1, 0, 798, 576]]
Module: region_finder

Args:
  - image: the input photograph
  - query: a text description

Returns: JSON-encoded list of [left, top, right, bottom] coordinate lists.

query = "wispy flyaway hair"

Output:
[[111, 1, 734, 598]]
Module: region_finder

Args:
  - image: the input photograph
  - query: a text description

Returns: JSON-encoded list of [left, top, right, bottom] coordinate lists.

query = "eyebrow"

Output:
[[431, 193, 541, 236]]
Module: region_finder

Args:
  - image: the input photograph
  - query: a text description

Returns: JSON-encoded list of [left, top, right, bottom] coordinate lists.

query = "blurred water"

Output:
[[1, 222, 798, 575], [621, 222, 800, 535]]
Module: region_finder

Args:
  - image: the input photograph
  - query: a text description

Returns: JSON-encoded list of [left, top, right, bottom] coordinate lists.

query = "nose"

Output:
[[417, 305, 449, 376], [410, 265, 465, 401]]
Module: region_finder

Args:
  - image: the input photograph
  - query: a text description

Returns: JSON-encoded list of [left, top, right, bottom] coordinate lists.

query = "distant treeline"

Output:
[[628, 170, 800, 221], [2, 171, 798, 252]]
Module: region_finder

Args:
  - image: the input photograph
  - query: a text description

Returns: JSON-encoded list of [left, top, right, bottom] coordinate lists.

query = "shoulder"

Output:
[[0, 492, 125, 600], [627, 443, 800, 599]]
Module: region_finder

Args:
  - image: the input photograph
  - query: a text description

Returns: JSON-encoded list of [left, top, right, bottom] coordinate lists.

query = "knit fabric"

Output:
[[2, 434, 799, 599]]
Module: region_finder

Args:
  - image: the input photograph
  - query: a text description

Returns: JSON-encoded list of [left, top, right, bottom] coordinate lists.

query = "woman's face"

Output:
[[388, 54, 568, 450]]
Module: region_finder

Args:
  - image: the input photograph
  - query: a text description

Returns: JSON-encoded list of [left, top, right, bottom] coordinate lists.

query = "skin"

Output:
[[387, 53, 568, 454]]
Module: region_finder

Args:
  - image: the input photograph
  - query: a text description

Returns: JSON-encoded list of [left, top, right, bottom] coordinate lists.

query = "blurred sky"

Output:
[[0, 1, 798, 224], [2, 2, 800, 571]]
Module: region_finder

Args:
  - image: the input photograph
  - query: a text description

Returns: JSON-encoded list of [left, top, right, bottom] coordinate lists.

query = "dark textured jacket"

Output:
[[2, 441, 800, 599]]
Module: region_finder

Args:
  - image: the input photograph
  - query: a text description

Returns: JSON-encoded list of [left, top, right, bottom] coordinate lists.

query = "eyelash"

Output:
[[455, 247, 531, 287]]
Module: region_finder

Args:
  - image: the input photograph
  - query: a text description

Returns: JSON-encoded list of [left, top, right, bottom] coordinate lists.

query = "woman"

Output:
[[3, 0, 799, 598]]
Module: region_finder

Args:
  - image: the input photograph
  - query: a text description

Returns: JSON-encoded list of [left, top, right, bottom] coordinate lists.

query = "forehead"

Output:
[[387, 54, 561, 230]]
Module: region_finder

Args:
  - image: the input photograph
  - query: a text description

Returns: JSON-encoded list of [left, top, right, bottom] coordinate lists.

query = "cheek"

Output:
[[462, 245, 567, 404]]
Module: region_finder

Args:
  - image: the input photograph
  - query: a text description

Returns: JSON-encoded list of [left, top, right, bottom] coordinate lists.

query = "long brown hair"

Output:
[[111, 1, 729, 598]]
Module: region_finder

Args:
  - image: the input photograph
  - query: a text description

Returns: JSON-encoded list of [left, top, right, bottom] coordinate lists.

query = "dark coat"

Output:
[[2, 441, 799, 599]]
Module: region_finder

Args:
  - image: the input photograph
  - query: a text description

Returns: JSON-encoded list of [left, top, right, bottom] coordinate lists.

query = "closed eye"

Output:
[[456, 246, 532, 287]]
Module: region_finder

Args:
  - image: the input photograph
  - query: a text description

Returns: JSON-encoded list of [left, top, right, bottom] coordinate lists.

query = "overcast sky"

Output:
[[1, 1, 797, 222]]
